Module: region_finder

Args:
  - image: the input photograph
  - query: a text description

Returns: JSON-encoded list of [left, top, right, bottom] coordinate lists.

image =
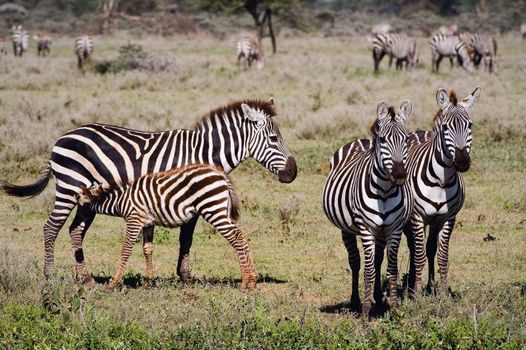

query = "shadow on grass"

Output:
[[92, 272, 287, 289], [320, 300, 390, 319]]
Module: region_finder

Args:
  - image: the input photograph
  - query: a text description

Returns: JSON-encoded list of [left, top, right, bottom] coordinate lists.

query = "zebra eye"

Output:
[[269, 135, 278, 142], [442, 124, 448, 131], [379, 136, 386, 144]]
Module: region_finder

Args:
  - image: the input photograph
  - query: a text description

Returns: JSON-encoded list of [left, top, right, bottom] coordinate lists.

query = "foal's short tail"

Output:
[[1, 163, 52, 198], [226, 176, 240, 222]]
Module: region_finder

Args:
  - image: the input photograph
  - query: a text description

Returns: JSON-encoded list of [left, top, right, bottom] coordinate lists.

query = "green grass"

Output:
[[0, 31, 525, 348]]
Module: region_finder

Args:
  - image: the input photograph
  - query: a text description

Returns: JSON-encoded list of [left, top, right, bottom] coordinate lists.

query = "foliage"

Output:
[[54, 0, 98, 16]]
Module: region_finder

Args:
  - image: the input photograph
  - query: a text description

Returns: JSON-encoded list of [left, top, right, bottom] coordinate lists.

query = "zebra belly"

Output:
[[415, 185, 462, 218]]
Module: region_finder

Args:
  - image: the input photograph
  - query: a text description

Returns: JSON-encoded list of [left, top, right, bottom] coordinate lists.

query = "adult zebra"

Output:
[[372, 33, 418, 71], [404, 87, 481, 295], [470, 33, 497, 73], [429, 34, 473, 73], [2, 99, 297, 285], [76, 164, 254, 291], [75, 35, 93, 72], [322, 100, 413, 316], [236, 37, 265, 70], [11, 25, 29, 57], [34, 32, 52, 57]]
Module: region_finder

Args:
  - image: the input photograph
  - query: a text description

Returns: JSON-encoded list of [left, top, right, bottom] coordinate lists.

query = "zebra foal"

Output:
[[77, 164, 256, 291], [236, 37, 264, 70], [11, 25, 29, 57], [75, 35, 93, 72], [322, 100, 413, 316], [404, 87, 481, 295]]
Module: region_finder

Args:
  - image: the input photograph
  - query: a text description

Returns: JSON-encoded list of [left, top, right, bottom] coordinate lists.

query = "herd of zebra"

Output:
[[2, 83, 480, 316], [0, 25, 94, 72], [372, 26, 500, 73]]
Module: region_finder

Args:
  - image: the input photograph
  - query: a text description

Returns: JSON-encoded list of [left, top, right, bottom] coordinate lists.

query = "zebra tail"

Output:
[[1, 163, 52, 198], [226, 177, 240, 222]]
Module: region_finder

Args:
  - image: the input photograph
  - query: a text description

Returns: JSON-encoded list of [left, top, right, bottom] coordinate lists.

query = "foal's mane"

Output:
[[194, 99, 276, 128]]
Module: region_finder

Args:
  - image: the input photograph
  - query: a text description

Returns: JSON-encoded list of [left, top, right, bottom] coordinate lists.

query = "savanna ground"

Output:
[[0, 30, 525, 349]]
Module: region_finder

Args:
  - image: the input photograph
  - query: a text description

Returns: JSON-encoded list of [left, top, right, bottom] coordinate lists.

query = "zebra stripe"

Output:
[[34, 32, 52, 57], [372, 33, 418, 71], [236, 37, 265, 70], [322, 100, 414, 315], [11, 25, 29, 57], [77, 164, 256, 291], [470, 33, 498, 73], [75, 35, 93, 72], [2, 99, 296, 285], [430, 33, 473, 73], [404, 87, 481, 295]]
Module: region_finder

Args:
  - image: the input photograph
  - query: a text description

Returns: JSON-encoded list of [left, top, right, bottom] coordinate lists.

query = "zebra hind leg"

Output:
[[68, 208, 96, 285], [177, 215, 199, 283], [143, 225, 154, 288], [342, 232, 361, 312]]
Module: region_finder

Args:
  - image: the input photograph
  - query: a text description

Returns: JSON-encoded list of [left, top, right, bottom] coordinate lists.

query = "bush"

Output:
[[94, 43, 174, 74]]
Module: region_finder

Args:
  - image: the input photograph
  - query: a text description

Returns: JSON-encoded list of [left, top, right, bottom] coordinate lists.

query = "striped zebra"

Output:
[[404, 87, 481, 295], [34, 32, 52, 57], [322, 100, 413, 316], [75, 35, 93, 72], [76, 164, 256, 291], [470, 33, 497, 73], [11, 25, 29, 57], [372, 33, 418, 71], [429, 34, 473, 73], [1, 99, 297, 285], [236, 37, 265, 70]]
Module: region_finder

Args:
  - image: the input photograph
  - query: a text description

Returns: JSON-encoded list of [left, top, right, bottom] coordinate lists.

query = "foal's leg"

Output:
[[143, 225, 154, 288]]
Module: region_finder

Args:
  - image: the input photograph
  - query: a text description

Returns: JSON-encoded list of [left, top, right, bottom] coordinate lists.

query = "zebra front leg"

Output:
[[437, 219, 455, 293], [386, 230, 402, 308], [143, 225, 154, 288], [342, 232, 361, 311], [360, 233, 376, 317], [107, 214, 145, 291], [69, 207, 96, 285], [406, 215, 426, 295], [373, 238, 386, 306], [177, 215, 198, 283], [426, 224, 440, 294]]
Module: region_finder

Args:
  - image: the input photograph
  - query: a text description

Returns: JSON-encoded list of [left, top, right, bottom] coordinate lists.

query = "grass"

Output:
[[0, 30, 525, 348]]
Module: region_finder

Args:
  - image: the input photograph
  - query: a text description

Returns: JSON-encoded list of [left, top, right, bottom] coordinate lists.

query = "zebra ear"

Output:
[[460, 87, 481, 111], [241, 103, 265, 124], [436, 88, 449, 110], [376, 101, 389, 122], [398, 100, 412, 122]]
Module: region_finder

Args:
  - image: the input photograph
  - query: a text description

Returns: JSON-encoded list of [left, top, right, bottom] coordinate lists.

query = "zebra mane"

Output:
[[369, 106, 396, 140], [432, 90, 458, 125], [194, 99, 277, 128]]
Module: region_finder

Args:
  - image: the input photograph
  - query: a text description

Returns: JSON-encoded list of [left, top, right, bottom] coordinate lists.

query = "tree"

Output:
[[99, 0, 119, 34]]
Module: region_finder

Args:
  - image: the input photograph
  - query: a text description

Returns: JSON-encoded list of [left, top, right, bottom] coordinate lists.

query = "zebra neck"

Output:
[[89, 190, 124, 217], [369, 153, 396, 196], [430, 132, 457, 185], [194, 115, 250, 173]]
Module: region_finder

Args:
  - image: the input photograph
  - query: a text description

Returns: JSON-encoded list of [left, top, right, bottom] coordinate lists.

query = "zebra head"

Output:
[[373, 100, 412, 186], [435, 87, 481, 172], [240, 102, 297, 183]]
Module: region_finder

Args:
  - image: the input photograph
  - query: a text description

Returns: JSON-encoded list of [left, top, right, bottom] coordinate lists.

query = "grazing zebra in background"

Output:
[[470, 33, 498, 73], [322, 100, 414, 316], [236, 37, 265, 70], [11, 25, 29, 57], [372, 33, 418, 71], [404, 87, 481, 295], [437, 24, 458, 36], [34, 32, 52, 56], [76, 164, 256, 291], [429, 34, 473, 73], [1, 99, 297, 285], [75, 35, 93, 72], [521, 24, 526, 39]]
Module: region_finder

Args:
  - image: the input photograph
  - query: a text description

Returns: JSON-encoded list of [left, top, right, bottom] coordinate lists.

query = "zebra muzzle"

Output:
[[278, 156, 297, 183], [389, 162, 407, 186], [454, 147, 471, 172]]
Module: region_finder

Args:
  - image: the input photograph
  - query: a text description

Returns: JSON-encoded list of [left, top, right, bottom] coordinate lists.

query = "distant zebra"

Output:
[[429, 34, 473, 73], [322, 100, 413, 316], [404, 87, 481, 295], [75, 35, 93, 72], [2, 99, 296, 285], [470, 33, 497, 73], [437, 24, 458, 36], [521, 24, 526, 40], [372, 33, 418, 71], [11, 25, 29, 57], [236, 37, 264, 70], [76, 164, 256, 291], [34, 32, 52, 57]]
